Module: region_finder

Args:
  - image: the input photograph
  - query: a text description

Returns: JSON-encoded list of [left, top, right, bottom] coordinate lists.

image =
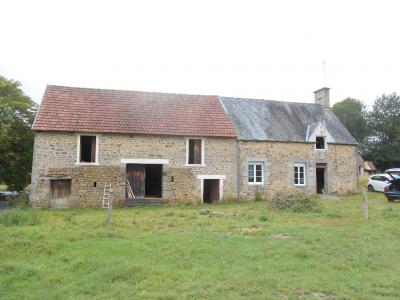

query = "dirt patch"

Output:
[[241, 227, 262, 233], [199, 209, 240, 217], [270, 233, 290, 239]]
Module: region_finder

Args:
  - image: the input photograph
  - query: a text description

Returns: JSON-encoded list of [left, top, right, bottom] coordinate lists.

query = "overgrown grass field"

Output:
[[1, 191, 400, 299]]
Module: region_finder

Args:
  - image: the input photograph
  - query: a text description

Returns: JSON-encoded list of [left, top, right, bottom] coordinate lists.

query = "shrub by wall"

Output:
[[268, 191, 321, 212]]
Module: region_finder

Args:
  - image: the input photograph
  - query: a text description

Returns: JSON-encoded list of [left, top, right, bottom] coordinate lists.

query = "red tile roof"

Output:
[[364, 161, 377, 171], [33, 85, 237, 138]]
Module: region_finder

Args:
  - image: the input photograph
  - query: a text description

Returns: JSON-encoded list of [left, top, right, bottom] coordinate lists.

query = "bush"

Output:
[[268, 191, 321, 212], [9, 192, 29, 208], [0, 210, 41, 226]]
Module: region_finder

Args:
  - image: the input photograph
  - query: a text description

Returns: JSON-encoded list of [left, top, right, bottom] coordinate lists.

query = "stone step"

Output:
[[124, 198, 167, 207]]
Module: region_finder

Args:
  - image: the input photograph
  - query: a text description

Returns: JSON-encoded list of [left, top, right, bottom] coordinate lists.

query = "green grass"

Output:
[[1, 192, 400, 299]]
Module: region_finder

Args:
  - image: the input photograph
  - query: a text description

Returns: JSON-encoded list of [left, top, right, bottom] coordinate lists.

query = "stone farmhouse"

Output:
[[30, 85, 358, 208]]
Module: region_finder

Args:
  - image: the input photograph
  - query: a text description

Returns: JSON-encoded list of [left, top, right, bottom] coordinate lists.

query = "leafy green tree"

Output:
[[332, 98, 369, 143], [364, 93, 400, 170], [0, 76, 38, 190]]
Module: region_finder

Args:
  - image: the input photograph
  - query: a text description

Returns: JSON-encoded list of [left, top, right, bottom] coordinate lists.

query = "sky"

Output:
[[1, 0, 399, 107]]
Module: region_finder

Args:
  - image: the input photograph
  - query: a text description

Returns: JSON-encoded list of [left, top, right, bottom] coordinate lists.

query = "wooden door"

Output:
[[203, 179, 220, 203], [126, 164, 145, 198], [50, 179, 71, 199]]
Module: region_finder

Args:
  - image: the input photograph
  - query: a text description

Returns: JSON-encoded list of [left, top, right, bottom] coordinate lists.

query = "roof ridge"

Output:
[[46, 84, 219, 98]]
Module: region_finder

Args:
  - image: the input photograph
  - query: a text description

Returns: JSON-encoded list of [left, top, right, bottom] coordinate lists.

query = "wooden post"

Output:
[[362, 187, 368, 220], [107, 190, 113, 224]]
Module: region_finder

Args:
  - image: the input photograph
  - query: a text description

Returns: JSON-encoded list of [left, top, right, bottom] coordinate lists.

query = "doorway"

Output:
[[145, 164, 162, 198], [126, 164, 163, 198], [316, 163, 327, 194], [203, 179, 220, 203]]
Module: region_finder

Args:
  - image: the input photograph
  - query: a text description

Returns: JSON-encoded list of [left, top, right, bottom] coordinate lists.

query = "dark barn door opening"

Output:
[[316, 164, 327, 194], [126, 164, 162, 199], [203, 179, 219, 204], [145, 164, 162, 198]]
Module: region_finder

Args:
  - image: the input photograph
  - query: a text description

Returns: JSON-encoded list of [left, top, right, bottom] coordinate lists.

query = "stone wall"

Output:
[[29, 132, 238, 207], [238, 140, 358, 199], [29, 132, 358, 207], [31, 166, 125, 208]]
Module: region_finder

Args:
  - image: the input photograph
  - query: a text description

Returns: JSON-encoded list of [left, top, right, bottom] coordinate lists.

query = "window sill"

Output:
[[75, 162, 99, 166], [185, 164, 206, 167], [294, 184, 306, 187], [248, 182, 264, 185]]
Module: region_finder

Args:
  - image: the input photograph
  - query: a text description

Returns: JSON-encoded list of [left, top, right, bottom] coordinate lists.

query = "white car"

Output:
[[368, 174, 392, 192]]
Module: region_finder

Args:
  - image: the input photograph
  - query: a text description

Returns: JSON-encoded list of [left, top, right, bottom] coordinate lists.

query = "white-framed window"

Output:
[[186, 138, 204, 166], [294, 163, 306, 186], [315, 136, 326, 150], [248, 163, 264, 184], [76, 134, 99, 165]]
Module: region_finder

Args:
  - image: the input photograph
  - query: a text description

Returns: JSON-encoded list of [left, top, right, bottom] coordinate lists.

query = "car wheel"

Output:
[[368, 185, 374, 192], [387, 197, 394, 202]]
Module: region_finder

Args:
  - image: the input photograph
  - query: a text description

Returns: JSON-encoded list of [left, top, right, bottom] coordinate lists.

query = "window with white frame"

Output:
[[294, 164, 306, 186], [186, 138, 204, 165], [77, 135, 98, 164], [248, 163, 263, 184]]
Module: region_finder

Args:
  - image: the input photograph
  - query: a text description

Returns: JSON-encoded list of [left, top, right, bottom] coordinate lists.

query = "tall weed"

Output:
[[268, 191, 321, 212]]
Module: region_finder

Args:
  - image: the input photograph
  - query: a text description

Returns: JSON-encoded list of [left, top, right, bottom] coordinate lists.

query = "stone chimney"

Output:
[[314, 87, 330, 109]]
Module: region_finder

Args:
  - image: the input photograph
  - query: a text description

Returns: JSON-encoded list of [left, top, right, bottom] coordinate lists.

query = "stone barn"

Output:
[[30, 86, 358, 208]]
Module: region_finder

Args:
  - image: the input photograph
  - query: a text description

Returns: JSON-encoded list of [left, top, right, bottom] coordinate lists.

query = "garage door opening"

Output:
[[316, 164, 327, 194], [126, 164, 163, 199], [203, 179, 220, 204]]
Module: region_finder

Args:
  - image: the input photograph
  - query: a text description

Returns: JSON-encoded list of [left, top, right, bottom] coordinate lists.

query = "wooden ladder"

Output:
[[126, 179, 135, 199], [102, 183, 113, 208]]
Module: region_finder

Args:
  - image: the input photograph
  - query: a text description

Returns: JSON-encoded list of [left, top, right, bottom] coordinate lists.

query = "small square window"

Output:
[[248, 163, 263, 184], [316, 136, 325, 150]]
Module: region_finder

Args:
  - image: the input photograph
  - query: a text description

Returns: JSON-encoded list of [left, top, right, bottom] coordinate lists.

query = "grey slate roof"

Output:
[[220, 97, 357, 145]]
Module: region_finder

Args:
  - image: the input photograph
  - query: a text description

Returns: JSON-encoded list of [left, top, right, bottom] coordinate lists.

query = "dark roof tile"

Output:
[[220, 97, 357, 145]]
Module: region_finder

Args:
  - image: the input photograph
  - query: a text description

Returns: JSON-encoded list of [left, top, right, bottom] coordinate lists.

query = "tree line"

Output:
[[332, 94, 400, 171], [0, 76, 38, 191]]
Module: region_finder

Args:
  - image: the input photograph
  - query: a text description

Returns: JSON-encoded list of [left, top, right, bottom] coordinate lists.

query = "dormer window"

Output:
[[316, 136, 325, 150]]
